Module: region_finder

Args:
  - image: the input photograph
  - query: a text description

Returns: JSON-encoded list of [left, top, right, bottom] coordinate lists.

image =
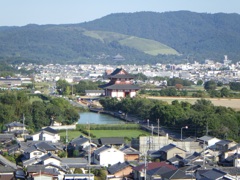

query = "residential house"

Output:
[[216, 140, 236, 153], [99, 137, 125, 147], [70, 135, 90, 151], [92, 145, 125, 166], [167, 155, 184, 166], [132, 162, 176, 180], [197, 135, 221, 148], [31, 127, 60, 143], [159, 143, 186, 161], [85, 90, 105, 96], [64, 174, 94, 180], [161, 169, 195, 180], [107, 161, 133, 179], [119, 145, 141, 161], [27, 164, 68, 180], [61, 158, 88, 174], [0, 154, 18, 179], [5, 121, 27, 137], [195, 168, 235, 180]]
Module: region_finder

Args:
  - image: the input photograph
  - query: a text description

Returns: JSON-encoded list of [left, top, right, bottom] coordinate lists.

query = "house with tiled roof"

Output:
[[159, 143, 187, 161], [132, 162, 176, 180], [161, 169, 195, 180], [195, 168, 235, 180], [99, 137, 125, 147], [31, 126, 60, 143], [92, 145, 125, 167], [120, 145, 141, 161], [197, 135, 221, 148], [4, 121, 27, 137], [107, 161, 133, 179]]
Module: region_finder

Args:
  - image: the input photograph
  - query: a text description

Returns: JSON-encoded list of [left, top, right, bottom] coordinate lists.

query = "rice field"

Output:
[[147, 96, 240, 110]]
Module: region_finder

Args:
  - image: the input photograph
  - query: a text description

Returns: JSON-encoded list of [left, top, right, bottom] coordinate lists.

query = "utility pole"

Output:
[[66, 128, 68, 157], [22, 114, 25, 141], [157, 119, 159, 137], [88, 122, 91, 179]]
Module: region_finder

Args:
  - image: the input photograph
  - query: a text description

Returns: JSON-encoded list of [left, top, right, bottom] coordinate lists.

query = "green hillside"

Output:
[[0, 11, 240, 64], [83, 30, 179, 56]]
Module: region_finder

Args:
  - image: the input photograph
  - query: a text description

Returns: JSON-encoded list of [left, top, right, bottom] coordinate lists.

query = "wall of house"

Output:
[[114, 166, 133, 178], [125, 154, 139, 161], [167, 149, 186, 160], [29, 150, 46, 159], [43, 158, 61, 166], [39, 132, 60, 143], [100, 148, 124, 166], [139, 136, 202, 154]]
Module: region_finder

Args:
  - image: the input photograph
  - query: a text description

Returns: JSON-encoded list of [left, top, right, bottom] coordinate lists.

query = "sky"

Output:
[[1, 0, 240, 26]]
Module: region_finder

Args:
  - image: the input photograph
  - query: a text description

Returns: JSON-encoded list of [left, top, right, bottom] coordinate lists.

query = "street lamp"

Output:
[[181, 126, 188, 141], [147, 119, 149, 127]]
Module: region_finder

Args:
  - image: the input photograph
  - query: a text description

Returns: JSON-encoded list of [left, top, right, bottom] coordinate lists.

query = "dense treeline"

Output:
[[99, 96, 240, 140], [0, 91, 79, 132], [56, 79, 103, 96]]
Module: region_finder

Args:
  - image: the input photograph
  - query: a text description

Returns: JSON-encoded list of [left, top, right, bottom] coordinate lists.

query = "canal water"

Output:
[[78, 112, 125, 124]]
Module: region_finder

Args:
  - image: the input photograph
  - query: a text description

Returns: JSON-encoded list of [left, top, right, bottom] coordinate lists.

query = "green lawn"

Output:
[[59, 129, 150, 140], [90, 129, 150, 138], [59, 130, 84, 141]]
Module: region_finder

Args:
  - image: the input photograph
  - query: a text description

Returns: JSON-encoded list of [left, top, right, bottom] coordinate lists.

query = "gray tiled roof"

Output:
[[0, 154, 18, 169], [6, 121, 25, 127], [108, 161, 132, 174], [216, 140, 233, 146], [201, 168, 226, 179], [0, 166, 15, 173], [161, 169, 193, 179], [93, 145, 111, 155], [160, 144, 176, 152], [40, 153, 61, 162], [71, 136, 89, 145], [103, 84, 139, 90], [120, 145, 141, 155], [100, 137, 124, 145], [197, 135, 215, 142], [35, 141, 57, 151], [42, 127, 58, 134]]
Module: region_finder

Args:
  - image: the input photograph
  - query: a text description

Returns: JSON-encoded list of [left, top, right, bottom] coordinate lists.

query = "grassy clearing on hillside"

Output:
[[83, 30, 179, 56]]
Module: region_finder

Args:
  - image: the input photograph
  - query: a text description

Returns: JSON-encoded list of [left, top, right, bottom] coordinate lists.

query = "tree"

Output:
[[229, 82, 240, 91], [197, 80, 203, 86], [204, 80, 216, 91], [220, 87, 230, 97], [175, 84, 183, 90]]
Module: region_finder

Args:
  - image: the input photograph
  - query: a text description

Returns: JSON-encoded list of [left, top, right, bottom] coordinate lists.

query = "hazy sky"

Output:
[[1, 0, 240, 26]]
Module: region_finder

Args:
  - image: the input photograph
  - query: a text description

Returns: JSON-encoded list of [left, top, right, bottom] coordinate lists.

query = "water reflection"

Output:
[[78, 112, 125, 124]]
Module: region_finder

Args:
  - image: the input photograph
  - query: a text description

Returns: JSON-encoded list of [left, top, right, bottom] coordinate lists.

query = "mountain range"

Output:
[[0, 11, 240, 65]]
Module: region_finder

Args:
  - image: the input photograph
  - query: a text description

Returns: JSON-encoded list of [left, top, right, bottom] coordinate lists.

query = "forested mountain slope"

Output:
[[1, 11, 240, 64]]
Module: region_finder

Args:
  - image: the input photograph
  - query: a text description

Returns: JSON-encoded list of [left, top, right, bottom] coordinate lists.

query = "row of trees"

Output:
[[0, 91, 80, 132], [99, 96, 240, 140], [56, 79, 102, 96]]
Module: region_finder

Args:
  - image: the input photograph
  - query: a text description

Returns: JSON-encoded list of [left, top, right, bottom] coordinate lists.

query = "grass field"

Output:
[[90, 130, 150, 138], [59, 130, 84, 141], [58, 129, 150, 141]]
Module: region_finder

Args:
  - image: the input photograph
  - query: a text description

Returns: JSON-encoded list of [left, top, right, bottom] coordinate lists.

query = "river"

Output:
[[78, 112, 125, 124]]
